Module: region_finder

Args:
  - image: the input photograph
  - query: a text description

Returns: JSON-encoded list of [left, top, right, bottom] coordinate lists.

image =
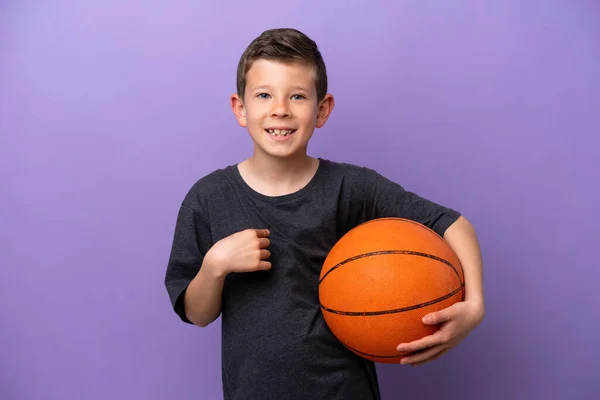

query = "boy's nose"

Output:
[[271, 99, 290, 117]]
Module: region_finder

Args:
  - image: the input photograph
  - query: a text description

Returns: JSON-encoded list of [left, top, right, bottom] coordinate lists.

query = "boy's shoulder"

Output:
[[190, 165, 234, 190], [180, 165, 236, 210], [320, 158, 377, 182], [322, 158, 365, 172]]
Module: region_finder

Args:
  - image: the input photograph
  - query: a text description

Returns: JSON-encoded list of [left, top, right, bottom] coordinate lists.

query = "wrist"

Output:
[[202, 252, 228, 279]]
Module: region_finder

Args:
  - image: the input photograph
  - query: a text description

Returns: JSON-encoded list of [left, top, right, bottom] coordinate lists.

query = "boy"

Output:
[[165, 28, 484, 400]]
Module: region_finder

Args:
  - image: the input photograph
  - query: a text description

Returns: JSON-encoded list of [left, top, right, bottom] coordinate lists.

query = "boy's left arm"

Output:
[[396, 216, 485, 366]]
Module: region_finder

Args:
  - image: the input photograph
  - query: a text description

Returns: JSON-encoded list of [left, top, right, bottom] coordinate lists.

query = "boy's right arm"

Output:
[[183, 228, 271, 327]]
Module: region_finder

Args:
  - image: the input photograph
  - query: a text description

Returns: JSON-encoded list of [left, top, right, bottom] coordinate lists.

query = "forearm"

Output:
[[183, 257, 227, 327], [443, 216, 485, 307]]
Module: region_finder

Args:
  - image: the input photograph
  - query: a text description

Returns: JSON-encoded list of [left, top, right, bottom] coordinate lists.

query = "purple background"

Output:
[[1, 1, 599, 399]]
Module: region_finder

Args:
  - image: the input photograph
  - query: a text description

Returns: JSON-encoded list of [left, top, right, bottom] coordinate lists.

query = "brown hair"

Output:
[[236, 28, 328, 102]]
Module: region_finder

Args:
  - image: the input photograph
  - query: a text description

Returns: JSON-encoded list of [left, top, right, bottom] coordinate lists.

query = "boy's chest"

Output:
[[208, 189, 346, 305], [207, 190, 343, 252]]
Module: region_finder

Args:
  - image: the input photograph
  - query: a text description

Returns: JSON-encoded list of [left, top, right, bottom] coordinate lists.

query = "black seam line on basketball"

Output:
[[343, 218, 453, 265], [320, 285, 464, 316], [319, 250, 462, 285], [339, 339, 403, 359]]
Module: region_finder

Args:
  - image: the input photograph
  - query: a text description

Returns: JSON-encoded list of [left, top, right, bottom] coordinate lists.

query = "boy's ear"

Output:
[[230, 94, 247, 127], [316, 94, 335, 129]]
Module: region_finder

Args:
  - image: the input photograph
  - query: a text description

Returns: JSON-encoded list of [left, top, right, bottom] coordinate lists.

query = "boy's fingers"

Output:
[[396, 331, 443, 352], [423, 309, 451, 325], [400, 345, 446, 365], [259, 238, 270, 248], [259, 261, 272, 270], [255, 229, 270, 238], [260, 249, 271, 259]]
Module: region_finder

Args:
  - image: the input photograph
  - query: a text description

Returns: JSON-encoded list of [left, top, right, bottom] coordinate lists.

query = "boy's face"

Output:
[[231, 59, 334, 160]]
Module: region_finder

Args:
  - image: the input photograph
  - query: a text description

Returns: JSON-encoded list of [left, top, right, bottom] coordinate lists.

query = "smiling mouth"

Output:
[[266, 129, 296, 137]]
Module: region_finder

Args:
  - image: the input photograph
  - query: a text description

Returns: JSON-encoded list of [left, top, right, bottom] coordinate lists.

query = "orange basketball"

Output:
[[319, 218, 464, 364]]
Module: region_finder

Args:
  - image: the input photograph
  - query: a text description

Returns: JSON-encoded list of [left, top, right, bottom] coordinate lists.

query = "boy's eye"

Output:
[[257, 93, 271, 99], [291, 94, 306, 100]]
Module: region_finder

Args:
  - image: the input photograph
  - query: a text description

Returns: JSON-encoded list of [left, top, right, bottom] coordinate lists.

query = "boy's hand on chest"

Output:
[[204, 228, 272, 276]]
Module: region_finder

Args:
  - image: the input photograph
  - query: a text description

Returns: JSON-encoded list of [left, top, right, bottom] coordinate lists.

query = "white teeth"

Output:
[[267, 129, 293, 136]]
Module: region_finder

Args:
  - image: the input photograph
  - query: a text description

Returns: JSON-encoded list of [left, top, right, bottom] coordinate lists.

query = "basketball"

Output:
[[318, 218, 465, 363]]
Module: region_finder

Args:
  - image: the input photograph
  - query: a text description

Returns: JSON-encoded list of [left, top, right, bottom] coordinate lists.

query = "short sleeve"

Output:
[[366, 169, 461, 237], [164, 203, 212, 324]]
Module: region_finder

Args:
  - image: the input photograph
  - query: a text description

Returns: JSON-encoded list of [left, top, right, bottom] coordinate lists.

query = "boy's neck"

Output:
[[238, 153, 319, 197]]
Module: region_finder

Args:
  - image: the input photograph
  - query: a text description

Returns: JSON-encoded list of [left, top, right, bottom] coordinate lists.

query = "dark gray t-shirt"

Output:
[[164, 158, 461, 400]]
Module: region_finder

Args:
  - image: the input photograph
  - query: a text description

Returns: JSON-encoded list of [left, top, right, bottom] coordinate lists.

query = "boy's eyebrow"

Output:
[[250, 85, 272, 92], [292, 85, 307, 90], [290, 85, 311, 92]]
